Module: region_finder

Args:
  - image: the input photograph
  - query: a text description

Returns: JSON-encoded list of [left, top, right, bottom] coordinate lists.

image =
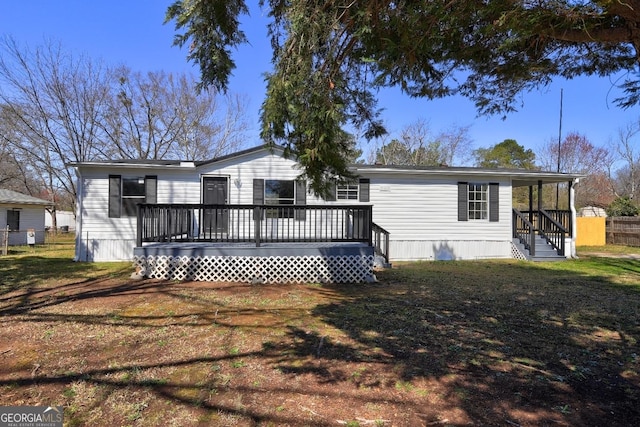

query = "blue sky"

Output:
[[2, 0, 638, 163]]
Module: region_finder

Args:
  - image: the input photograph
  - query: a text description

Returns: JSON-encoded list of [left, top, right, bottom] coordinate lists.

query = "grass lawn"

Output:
[[577, 244, 640, 256], [0, 237, 639, 426]]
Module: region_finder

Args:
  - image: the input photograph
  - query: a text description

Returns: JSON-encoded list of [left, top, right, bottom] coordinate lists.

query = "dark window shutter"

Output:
[[253, 179, 264, 220], [489, 183, 499, 222], [325, 180, 337, 201], [295, 180, 307, 220], [458, 182, 468, 221], [359, 179, 370, 202], [109, 175, 121, 218], [253, 179, 264, 204], [145, 176, 157, 204], [295, 180, 306, 205]]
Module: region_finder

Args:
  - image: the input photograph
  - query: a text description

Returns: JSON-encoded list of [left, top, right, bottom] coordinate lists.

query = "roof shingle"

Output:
[[0, 189, 52, 206]]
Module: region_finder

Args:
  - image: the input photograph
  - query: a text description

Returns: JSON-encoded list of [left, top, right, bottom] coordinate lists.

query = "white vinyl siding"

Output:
[[74, 147, 522, 262], [78, 170, 202, 260], [0, 205, 47, 246], [365, 176, 512, 261], [74, 151, 325, 261]]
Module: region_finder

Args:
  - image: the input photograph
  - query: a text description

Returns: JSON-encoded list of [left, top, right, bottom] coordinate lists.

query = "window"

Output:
[[458, 182, 498, 222], [336, 183, 359, 200], [468, 183, 488, 220], [265, 180, 295, 205], [109, 175, 157, 218], [122, 178, 146, 217], [265, 180, 295, 218], [327, 178, 369, 202], [253, 179, 306, 220], [7, 210, 20, 231]]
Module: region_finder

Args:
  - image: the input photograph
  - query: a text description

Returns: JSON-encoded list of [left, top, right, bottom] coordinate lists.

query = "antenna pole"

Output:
[[556, 88, 563, 210]]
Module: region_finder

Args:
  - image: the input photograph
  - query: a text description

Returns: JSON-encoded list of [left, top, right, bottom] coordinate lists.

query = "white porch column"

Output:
[[568, 178, 579, 258]]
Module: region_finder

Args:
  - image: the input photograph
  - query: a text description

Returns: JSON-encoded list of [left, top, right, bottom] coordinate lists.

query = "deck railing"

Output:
[[513, 209, 568, 256], [537, 209, 566, 256], [136, 203, 377, 248], [513, 209, 536, 256], [372, 222, 391, 265], [521, 210, 572, 236]]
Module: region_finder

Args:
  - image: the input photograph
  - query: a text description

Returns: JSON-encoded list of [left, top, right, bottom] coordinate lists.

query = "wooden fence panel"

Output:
[[606, 217, 640, 246]]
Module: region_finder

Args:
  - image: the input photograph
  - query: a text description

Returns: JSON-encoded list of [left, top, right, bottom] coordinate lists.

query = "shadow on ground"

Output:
[[0, 257, 638, 426]]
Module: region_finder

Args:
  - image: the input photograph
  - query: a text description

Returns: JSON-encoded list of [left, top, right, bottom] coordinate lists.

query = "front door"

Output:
[[203, 177, 228, 236]]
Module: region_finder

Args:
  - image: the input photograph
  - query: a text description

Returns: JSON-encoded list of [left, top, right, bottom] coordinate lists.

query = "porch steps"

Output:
[[512, 235, 566, 262]]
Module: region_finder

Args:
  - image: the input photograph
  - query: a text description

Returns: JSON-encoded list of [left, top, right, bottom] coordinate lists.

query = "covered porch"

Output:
[[511, 177, 579, 261], [133, 204, 390, 283]]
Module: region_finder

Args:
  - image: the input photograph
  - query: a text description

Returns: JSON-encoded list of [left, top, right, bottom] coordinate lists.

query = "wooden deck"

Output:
[[133, 204, 389, 283], [133, 241, 376, 284], [135, 240, 373, 258]]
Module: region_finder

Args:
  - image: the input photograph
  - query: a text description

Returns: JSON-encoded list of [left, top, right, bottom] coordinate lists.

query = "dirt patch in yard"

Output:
[[1, 259, 639, 426]]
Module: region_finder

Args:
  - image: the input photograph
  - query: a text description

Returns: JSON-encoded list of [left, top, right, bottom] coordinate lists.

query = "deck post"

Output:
[[254, 206, 261, 247], [528, 186, 533, 223], [136, 205, 143, 247], [537, 180, 543, 233], [367, 206, 373, 247], [530, 225, 536, 256]]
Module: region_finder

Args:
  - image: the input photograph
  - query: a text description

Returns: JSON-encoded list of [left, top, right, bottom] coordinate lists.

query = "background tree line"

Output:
[[0, 37, 249, 228], [369, 119, 640, 215]]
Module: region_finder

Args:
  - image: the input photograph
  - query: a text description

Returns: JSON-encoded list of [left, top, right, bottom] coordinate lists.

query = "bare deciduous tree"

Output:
[[538, 132, 611, 175], [0, 37, 111, 224], [0, 37, 251, 227], [538, 132, 615, 208], [372, 119, 473, 166], [171, 86, 249, 161], [612, 119, 640, 201], [101, 67, 248, 161], [434, 124, 474, 167]]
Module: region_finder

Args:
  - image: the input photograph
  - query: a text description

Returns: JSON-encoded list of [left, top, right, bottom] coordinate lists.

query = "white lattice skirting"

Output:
[[510, 241, 528, 260], [133, 254, 376, 284]]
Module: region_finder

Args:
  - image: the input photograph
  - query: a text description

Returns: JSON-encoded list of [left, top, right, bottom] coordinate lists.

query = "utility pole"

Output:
[[556, 88, 563, 210]]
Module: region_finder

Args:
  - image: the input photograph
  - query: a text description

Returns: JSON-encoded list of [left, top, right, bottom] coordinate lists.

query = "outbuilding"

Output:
[[0, 189, 52, 246]]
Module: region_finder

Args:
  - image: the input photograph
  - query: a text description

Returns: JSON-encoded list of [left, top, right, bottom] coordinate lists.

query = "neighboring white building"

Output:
[[578, 206, 607, 217], [70, 145, 583, 271], [0, 189, 52, 246], [45, 210, 76, 231]]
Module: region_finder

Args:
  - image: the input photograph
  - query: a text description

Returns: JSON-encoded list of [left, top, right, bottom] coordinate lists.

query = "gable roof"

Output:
[[0, 189, 52, 206], [195, 144, 286, 167], [67, 145, 285, 170]]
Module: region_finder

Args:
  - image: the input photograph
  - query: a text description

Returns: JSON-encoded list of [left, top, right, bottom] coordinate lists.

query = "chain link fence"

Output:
[[1, 227, 73, 256]]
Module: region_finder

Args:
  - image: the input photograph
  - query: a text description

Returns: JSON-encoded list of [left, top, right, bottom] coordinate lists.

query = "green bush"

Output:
[[606, 197, 639, 216]]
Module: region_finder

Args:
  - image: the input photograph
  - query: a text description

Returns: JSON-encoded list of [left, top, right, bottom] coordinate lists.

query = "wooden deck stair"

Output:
[[512, 235, 566, 262]]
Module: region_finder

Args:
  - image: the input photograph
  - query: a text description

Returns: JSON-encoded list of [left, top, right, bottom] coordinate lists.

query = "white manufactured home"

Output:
[[71, 145, 582, 283]]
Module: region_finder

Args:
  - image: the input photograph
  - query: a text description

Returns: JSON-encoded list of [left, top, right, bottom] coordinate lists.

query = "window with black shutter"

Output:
[[458, 182, 499, 222], [335, 178, 370, 202], [108, 175, 157, 218]]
